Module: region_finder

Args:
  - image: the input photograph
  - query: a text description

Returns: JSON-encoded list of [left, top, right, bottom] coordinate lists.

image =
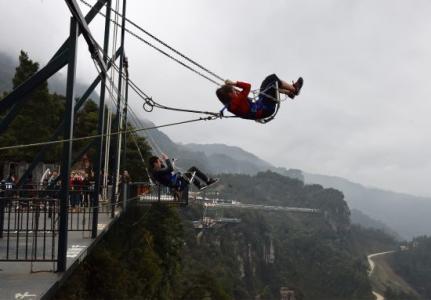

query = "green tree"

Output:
[[122, 130, 152, 182], [54, 204, 185, 300], [73, 99, 99, 163], [0, 50, 64, 163], [390, 236, 431, 299]]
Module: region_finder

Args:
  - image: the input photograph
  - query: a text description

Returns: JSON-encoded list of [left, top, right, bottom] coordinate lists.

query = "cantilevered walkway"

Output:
[[0, 182, 169, 299]]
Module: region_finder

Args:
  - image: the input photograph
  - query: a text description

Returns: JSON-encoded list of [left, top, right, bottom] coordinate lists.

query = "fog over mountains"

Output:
[[2, 50, 429, 240], [303, 173, 431, 239], [140, 123, 431, 240]]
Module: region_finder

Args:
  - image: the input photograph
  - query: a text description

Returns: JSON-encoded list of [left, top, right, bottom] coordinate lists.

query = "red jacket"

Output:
[[226, 81, 270, 119], [227, 81, 252, 118]]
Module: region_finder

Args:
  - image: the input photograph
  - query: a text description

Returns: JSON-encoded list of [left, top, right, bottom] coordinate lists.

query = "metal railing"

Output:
[[0, 197, 58, 262], [0, 185, 117, 262], [0, 181, 189, 263], [128, 182, 189, 206]]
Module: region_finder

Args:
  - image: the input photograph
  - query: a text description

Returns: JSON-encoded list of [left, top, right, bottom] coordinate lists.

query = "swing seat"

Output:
[[254, 81, 281, 124], [250, 81, 281, 103], [148, 171, 195, 206]]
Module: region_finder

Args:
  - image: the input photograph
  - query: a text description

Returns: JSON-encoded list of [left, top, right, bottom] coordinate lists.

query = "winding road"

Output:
[[367, 251, 395, 300]]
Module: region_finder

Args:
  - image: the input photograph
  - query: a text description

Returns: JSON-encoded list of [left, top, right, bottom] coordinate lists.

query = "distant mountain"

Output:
[[350, 209, 400, 240], [140, 125, 431, 239], [183, 143, 272, 169], [182, 143, 273, 174], [3, 50, 429, 241], [138, 124, 274, 175], [136, 120, 214, 173], [303, 172, 431, 240]]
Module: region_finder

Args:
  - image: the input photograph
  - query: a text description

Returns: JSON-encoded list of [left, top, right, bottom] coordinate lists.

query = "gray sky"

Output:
[[1, 0, 430, 197]]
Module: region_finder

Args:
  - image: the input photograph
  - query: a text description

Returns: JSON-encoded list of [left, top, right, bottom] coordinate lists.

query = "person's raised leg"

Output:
[[279, 80, 296, 93], [188, 166, 209, 183], [279, 77, 303, 98], [188, 166, 219, 189]]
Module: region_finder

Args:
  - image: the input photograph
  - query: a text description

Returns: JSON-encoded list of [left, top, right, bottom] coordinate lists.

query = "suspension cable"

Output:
[[128, 113, 164, 156], [104, 50, 279, 118], [125, 102, 164, 155], [81, 0, 285, 119], [0, 60, 220, 153], [82, 9, 275, 120], [126, 126, 155, 183], [92, 58, 183, 156], [90, 55, 166, 157], [79, 0, 224, 86], [128, 112, 163, 155], [107, 0, 225, 83], [128, 80, 220, 117], [95, 45, 224, 117], [0, 116, 218, 152], [80, 0, 225, 83], [80, 0, 224, 86]]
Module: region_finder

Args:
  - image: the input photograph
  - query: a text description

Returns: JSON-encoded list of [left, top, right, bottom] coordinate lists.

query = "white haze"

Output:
[[0, 0, 430, 197]]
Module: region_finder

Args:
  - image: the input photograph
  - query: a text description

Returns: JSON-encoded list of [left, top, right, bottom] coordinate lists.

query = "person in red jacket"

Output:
[[216, 74, 303, 120]]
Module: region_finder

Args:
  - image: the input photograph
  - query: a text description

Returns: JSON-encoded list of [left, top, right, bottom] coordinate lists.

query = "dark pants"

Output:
[[70, 192, 80, 207], [183, 166, 209, 188], [259, 74, 282, 103], [252, 74, 281, 118]]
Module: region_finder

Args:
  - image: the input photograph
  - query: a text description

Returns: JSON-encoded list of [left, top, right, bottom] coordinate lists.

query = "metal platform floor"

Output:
[[0, 208, 120, 300]]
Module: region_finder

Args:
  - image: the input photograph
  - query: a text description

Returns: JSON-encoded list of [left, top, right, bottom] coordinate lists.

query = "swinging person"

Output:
[[149, 154, 219, 191], [216, 74, 303, 120]]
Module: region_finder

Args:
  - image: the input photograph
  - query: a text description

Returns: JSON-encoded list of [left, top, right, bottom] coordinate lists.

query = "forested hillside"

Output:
[[350, 209, 400, 240], [139, 126, 431, 240], [388, 236, 431, 299], [54, 172, 390, 300], [304, 173, 431, 239], [2, 50, 416, 300], [0, 50, 151, 181], [0, 51, 98, 101]]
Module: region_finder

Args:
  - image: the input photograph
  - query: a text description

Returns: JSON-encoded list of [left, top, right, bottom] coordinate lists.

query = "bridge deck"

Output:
[[0, 208, 120, 300]]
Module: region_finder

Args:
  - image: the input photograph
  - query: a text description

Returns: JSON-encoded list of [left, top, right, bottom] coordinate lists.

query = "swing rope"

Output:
[[82, 0, 286, 123], [79, 0, 224, 86]]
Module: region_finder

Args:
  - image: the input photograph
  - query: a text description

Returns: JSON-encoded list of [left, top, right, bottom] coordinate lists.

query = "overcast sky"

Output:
[[1, 0, 430, 197]]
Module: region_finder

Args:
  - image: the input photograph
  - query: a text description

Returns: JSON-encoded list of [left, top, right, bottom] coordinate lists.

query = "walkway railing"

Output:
[[1, 181, 190, 263], [128, 182, 189, 206], [0, 197, 58, 262], [0, 186, 117, 262]]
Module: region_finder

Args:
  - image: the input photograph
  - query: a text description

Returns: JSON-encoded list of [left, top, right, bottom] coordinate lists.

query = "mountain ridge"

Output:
[[139, 120, 430, 239], [2, 51, 429, 240]]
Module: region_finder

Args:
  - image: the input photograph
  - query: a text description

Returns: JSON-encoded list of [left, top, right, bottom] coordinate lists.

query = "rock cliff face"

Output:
[[181, 172, 374, 300], [304, 172, 431, 239], [184, 211, 372, 300], [54, 172, 388, 300]]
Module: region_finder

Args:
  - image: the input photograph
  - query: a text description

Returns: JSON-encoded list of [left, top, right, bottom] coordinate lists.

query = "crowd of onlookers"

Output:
[[0, 169, 132, 211], [68, 170, 95, 211]]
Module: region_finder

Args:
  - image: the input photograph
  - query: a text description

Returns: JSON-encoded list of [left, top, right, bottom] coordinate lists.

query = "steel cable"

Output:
[[79, 0, 224, 86]]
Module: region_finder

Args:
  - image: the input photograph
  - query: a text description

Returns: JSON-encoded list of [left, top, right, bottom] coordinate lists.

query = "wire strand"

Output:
[[79, 0, 224, 86], [96, 45, 223, 117], [81, 0, 285, 123], [0, 117, 217, 152], [91, 57, 167, 156]]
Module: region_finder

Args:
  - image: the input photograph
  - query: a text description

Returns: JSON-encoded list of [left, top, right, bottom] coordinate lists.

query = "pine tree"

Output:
[[0, 50, 154, 182], [0, 50, 63, 162], [122, 130, 152, 181]]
